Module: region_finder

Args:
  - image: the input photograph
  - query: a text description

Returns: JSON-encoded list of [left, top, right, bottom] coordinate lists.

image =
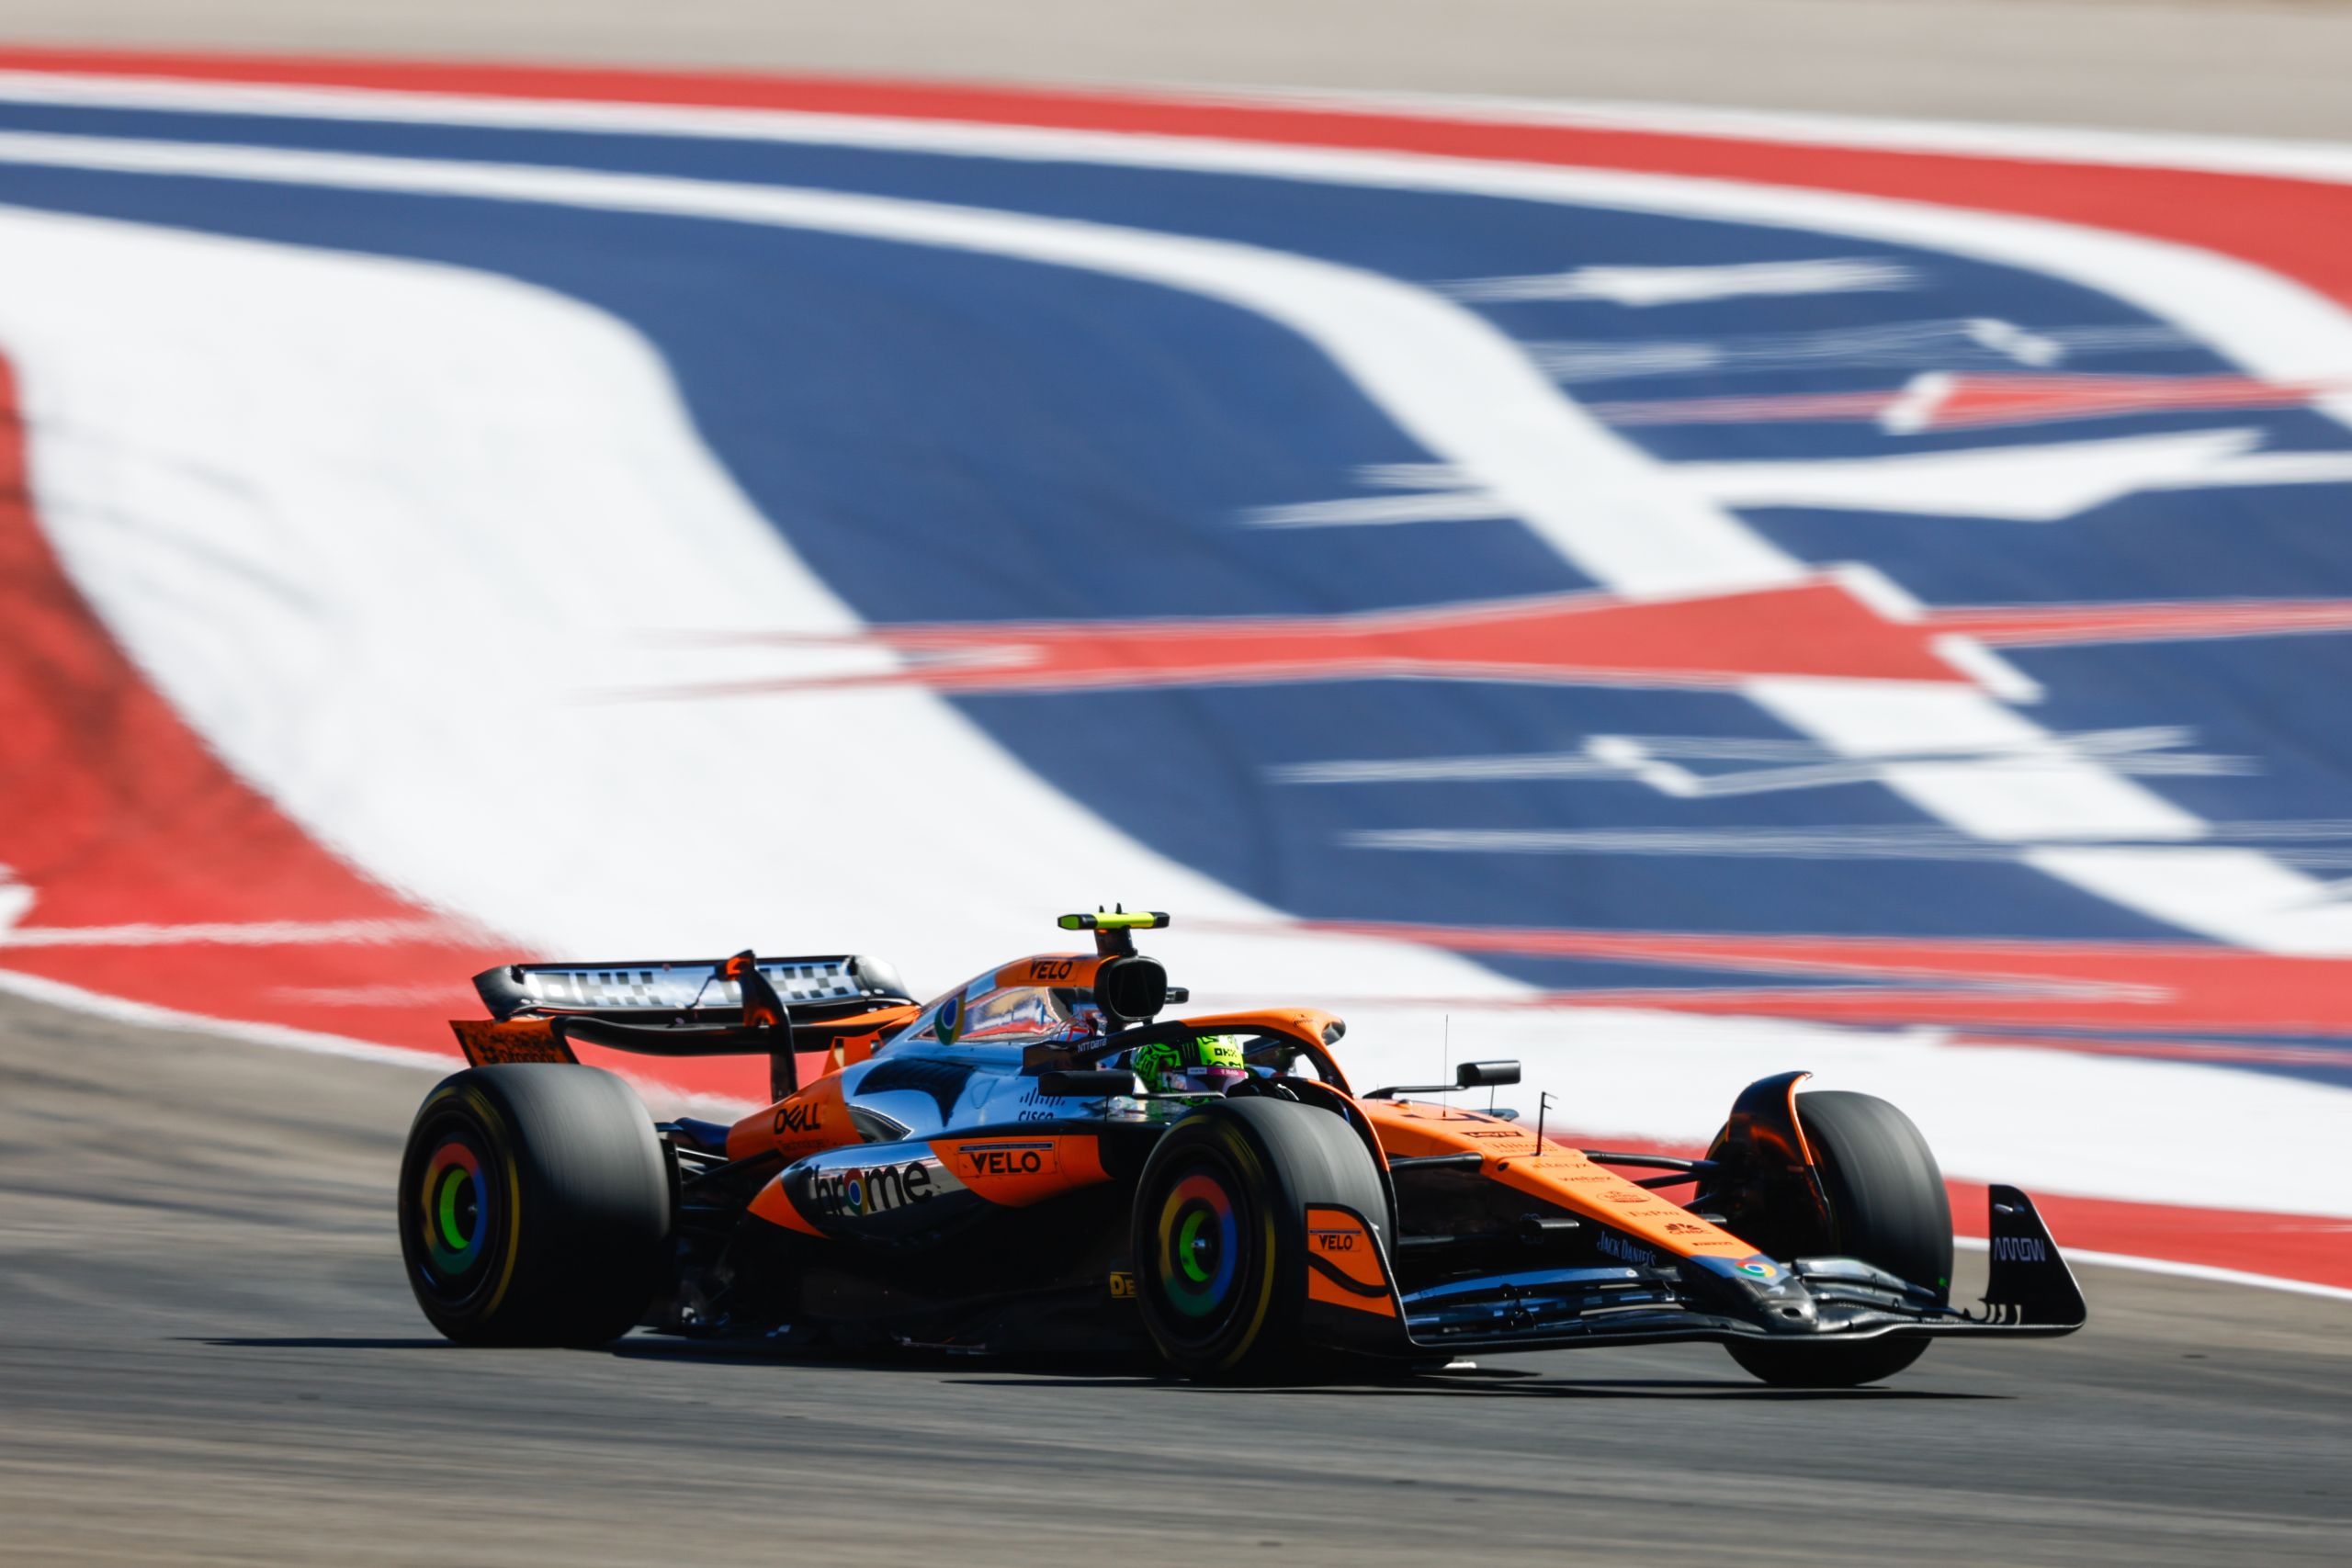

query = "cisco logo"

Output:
[[1992, 1235, 2049, 1263]]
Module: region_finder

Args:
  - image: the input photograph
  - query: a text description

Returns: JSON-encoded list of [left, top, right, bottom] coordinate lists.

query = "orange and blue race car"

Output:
[[400, 912, 2086, 1384]]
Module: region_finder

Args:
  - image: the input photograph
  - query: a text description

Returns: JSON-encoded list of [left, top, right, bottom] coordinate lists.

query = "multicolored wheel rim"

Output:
[[1154, 1167, 1242, 1333], [412, 1122, 501, 1303]]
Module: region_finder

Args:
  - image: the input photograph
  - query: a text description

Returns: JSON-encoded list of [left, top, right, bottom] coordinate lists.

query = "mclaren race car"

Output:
[[401, 912, 2086, 1384]]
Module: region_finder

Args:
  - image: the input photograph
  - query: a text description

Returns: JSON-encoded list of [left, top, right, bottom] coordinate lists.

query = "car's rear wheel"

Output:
[[399, 1064, 673, 1347], [1724, 1089, 1951, 1389], [1132, 1097, 1388, 1381]]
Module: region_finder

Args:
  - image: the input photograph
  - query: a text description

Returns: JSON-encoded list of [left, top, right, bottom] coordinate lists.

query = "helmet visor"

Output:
[[1163, 1065, 1248, 1098]]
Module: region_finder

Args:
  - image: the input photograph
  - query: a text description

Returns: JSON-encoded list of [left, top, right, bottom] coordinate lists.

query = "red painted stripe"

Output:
[[0, 46, 2346, 321], [1284, 917, 2352, 1039], [1588, 1136, 2352, 1292], [1946, 1032, 2352, 1069], [0, 350, 773, 1100], [714, 579, 1972, 696]]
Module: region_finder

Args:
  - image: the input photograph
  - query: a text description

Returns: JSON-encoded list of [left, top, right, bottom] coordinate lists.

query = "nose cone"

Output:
[[1680, 1253, 1821, 1334]]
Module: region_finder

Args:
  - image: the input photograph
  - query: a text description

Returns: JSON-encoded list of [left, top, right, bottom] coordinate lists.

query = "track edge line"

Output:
[[1955, 1235, 2352, 1303]]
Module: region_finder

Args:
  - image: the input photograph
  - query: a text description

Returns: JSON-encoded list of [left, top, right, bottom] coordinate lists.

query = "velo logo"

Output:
[[955, 1141, 1057, 1179]]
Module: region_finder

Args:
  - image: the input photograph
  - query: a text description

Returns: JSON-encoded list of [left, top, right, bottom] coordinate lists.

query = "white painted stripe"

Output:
[[0, 966, 759, 1121], [0, 879, 30, 935], [1748, 681, 2209, 844], [1248, 490, 1503, 527], [1535, 321, 2188, 383], [1281, 729, 2246, 794], [1444, 257, 1916, 306], [1257, 431, 2352, 526], [1954, 1236, 2352, 1306], [2025, 846, 2352, 956], [2176, 450, 2352, 490], [1353, 826, 2180, 861], [0, 964, 456, 1072], [0, 918, 458, 947], [1681, 429, 2280, 522], [1223, 84, 2352, 188]]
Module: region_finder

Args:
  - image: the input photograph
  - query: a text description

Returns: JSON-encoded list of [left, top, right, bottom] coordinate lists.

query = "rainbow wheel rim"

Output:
[[418, 1137, 489, 1280], [1157, 1169, 1240, 1324]]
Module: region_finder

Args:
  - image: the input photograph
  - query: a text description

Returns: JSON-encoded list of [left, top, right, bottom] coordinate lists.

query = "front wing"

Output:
[[1305, 1186, 2087, 1358]]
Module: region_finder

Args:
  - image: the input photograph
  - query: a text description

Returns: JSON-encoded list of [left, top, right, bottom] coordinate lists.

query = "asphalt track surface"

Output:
[[5, 991, 2348, 1566], [4, 7, 2352, 1565]]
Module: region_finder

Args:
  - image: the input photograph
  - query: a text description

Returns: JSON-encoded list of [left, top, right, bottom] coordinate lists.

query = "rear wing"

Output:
[[455, 951, 919, 1103], [473, 953, 912, 1023]]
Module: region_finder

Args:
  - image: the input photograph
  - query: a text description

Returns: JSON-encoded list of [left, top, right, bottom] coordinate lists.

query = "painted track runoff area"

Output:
[[1, 51, 2351, 1294]]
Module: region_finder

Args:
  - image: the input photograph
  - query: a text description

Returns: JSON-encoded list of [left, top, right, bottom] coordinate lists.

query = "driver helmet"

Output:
[[1048, 994, 1106, 1043], [1131, 1033, 1248, 1100]]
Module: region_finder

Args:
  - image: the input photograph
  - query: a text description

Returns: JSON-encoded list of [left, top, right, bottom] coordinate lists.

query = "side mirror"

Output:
[[1037, 1069, 1136, 1098], [1364, 1057, 1523, 1100]]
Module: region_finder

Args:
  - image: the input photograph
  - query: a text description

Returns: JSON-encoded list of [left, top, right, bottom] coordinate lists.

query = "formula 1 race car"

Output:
[[401, 913, 2086, 1384]]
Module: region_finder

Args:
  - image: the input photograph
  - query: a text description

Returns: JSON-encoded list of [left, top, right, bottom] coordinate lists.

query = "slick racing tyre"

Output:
[[1725, 1090, 1953, 1389], [400, 1065, 673, 1347], [1133, 1097, 1389, 1382]]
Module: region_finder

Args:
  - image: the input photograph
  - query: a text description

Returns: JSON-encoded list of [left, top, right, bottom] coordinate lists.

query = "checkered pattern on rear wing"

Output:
[[472, 953, 910, 1021]]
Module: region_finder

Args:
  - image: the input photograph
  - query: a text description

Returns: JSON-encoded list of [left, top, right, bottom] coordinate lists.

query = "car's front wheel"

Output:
[[1723, 1089, 1951, 1389], [1132, 1096, 1388, 1381]]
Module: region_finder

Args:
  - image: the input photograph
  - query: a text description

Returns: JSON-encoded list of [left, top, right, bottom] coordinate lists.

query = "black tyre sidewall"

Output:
[[1135, 1115, 1284, 1377], [399, 1065, 673, 1347], [1800, 1090, 1954, 1306], [1133, 1097, 1389, 1381], [1725, 1089, 1951, 1388]]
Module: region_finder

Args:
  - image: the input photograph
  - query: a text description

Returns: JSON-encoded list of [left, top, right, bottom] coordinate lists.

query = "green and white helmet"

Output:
[[1130, 1033, 1248, 1100]]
